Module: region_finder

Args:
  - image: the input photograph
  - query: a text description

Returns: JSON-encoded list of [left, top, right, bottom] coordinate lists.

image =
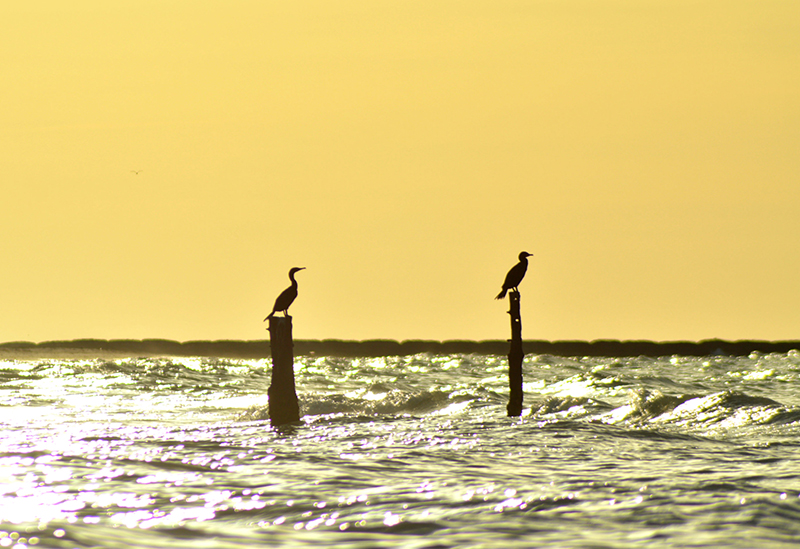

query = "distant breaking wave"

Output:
[[2, 338, 800, 358]]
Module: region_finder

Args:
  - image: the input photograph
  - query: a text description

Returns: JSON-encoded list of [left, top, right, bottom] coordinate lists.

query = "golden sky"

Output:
[[2, 0, 799, 343]]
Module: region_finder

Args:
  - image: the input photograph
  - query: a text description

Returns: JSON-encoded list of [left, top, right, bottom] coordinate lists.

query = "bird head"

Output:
[[289, 267, 306, 275], [519, 251, 533, 260]]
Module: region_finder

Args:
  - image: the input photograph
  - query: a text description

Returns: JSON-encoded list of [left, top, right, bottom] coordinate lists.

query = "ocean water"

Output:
[[2, 351, 800, 548]]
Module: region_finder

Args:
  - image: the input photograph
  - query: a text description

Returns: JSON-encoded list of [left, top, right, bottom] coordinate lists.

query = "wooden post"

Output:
[[267, 316, 300, 426], [507, 290, 524, 417]]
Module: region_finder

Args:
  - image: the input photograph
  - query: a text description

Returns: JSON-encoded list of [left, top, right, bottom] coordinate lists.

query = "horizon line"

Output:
[[2, 338, 799, 359]]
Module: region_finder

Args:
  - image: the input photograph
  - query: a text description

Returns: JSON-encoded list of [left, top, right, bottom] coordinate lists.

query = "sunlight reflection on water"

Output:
[[1, 353, 800, 547]]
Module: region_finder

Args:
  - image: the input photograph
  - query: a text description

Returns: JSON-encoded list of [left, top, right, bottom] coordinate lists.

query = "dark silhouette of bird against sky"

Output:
[[496, 252, 533, 299], [265, 267, 305, 320]]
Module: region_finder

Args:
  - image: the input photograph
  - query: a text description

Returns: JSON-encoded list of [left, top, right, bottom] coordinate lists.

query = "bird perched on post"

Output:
[[496, 252, 533, 299], [265, 267, 306, 320]]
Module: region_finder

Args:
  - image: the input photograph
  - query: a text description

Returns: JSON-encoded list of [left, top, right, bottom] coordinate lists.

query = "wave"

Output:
[[647, 390, 800, 429], [239, 386, 501, 422], [549, 388, 800, 434], [240, 384, 800, 435]]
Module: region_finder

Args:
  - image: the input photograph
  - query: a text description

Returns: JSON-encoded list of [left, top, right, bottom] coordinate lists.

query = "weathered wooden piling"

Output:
[[506, 290, 524, 417], [267, 316, 300, 426]]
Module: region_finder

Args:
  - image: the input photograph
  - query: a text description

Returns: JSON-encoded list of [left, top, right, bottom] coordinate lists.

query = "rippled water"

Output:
[[3, 351, 800, 548]]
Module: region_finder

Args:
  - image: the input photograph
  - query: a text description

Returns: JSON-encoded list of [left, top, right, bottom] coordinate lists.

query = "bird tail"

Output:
[[495, 289, 507, 300], [264, 311, 274, 321]]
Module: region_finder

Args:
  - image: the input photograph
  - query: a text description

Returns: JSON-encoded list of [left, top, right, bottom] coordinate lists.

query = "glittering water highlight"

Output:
[[3, 351, 800, 548]]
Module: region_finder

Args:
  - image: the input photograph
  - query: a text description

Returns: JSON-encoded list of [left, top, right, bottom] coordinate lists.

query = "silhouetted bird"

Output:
[[265, 267, 306, 320], [496, 252, 533, 299]]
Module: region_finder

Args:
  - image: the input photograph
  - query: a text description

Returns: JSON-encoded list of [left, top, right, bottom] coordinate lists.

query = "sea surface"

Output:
[[3, 351, 800, 548]]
